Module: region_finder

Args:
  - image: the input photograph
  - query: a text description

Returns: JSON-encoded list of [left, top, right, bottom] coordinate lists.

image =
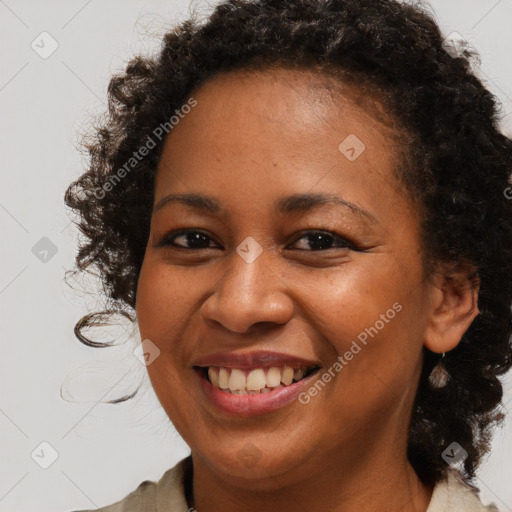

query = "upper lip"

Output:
[[193, 350, 321, 370]]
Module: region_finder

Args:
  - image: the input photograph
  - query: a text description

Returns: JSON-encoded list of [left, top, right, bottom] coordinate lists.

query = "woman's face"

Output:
[[136, 68, 436, 485]]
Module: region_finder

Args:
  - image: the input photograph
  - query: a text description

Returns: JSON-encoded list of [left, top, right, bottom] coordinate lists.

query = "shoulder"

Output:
[[69, 456, 192, 512], [427, 469, 499, 512]]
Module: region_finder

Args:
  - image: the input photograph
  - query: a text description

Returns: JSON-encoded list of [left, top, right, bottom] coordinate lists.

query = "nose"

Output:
[[199, 244, 294, 334]]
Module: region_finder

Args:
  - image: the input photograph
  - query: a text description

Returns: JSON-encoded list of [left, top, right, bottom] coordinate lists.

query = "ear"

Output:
[[423, 264, 480, 354]]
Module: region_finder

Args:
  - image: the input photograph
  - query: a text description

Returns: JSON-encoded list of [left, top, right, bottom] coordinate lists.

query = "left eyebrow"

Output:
[[275, 193, 378, 224], [153, 192, 378, 224]]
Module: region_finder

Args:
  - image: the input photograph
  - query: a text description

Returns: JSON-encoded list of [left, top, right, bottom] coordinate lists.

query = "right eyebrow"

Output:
[[153, 193, 221, 214]]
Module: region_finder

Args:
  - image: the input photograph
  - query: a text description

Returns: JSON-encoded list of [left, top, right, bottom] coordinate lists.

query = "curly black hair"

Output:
[[64, 0, 512, 488]]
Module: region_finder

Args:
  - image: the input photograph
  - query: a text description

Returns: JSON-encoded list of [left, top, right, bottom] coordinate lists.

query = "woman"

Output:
[[65, 0, 512, 510]]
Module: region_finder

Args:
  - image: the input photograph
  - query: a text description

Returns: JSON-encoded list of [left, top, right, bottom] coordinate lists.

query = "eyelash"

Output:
[[157, 229, 360, 252]]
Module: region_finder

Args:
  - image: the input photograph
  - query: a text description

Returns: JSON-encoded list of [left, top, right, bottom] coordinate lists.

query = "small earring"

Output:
[[428, 352, 451, 389]]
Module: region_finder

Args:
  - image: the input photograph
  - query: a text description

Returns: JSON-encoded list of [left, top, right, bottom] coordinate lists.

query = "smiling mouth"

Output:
[[197, 365, 320, 395]]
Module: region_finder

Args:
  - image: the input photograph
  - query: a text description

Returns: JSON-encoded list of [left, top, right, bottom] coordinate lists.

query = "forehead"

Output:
[[225, 66, 391, 120], [189, 66, 396, 135], [153, 66, 409, 224], [157, 66, 400, 171]]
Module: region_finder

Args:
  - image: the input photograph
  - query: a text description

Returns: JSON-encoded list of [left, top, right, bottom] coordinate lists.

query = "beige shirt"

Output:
[[72, 456, 498, 512]]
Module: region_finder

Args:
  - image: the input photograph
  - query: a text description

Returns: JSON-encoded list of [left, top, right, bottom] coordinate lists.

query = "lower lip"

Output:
[[196, 368, 321, 416]]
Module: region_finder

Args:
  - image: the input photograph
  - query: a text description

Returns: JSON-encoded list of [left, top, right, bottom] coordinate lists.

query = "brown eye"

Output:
[[157, 230, 220, 250], [288, 231, 357, 251]]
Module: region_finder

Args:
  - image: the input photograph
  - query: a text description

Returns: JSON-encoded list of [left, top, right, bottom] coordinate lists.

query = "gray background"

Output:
[[1, 0, 511, 510]]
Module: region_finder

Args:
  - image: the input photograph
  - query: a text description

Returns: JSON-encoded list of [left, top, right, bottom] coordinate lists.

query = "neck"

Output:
[[188, 440, 434, 512]]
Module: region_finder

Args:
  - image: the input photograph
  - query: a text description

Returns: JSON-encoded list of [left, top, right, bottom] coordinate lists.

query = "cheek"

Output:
[[135, 261, 197, 430], [291, 255, 418, 343], [135, 259, 192, 339], [295, 255, 426, 406], [135, 259, 207, 386]]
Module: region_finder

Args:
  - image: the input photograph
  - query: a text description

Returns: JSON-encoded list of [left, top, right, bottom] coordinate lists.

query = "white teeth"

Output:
[[218, 368, 229, 389], [228, 369, 246, 390], [266, 367, 281, 387], [207, 365, 314, 394], [246, 369, 266, 391], [281, 366, 294, 386], [208, 367, 219, 387]]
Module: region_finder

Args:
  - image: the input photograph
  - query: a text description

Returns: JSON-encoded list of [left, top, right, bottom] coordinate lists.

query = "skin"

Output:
[[135, 68, 479, 511]]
